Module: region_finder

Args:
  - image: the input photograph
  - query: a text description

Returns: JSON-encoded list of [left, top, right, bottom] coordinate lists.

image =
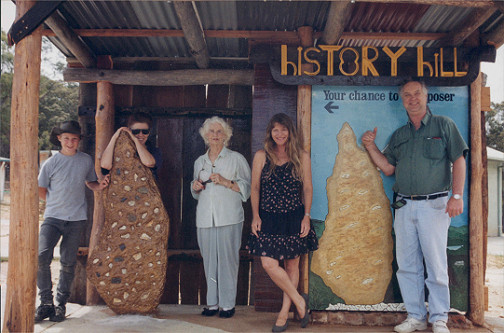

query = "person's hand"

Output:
[[192, 179, 206, 192], [98, 174, 110, 190], [120, 127, 141, 143], [209, 173, 227, 186], [362, 127, 377, 150], [300, 215, 310, 238], [446, 197, 463, 217], [251, 216, 262, 237]]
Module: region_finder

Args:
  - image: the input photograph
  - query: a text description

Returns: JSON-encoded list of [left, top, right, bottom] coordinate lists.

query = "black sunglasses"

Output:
[[198, 162, 213, 186], [131, 129, 150, 135]]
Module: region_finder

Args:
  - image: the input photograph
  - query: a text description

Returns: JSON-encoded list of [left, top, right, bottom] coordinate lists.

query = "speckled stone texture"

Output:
[[311, 122, 393, 305], [87, 131, 170, 314]]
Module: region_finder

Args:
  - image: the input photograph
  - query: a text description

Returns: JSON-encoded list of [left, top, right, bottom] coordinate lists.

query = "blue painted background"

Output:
[[311, 85, 469, 228]]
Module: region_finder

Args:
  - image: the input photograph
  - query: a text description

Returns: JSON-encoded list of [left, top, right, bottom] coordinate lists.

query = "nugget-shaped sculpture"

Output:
[[311, 122, 392, 305], [87, 131, 169, 314]]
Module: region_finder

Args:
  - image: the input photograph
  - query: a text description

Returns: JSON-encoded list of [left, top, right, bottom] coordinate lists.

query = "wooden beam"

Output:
[[467, 72, 485, 326], [86, 80, 115, 305], [482, 2, 504, 48], [440, 6, 496, 46], [297, 26, 313, 297], [44, 11, 96, 68], [355, 0, 494, 7], [42, 28, 447, 42], [7, 0, 62, 45], [3, 1, 41, 332], [63, 68, 254, 86], [321, 1, 352, 45], [173, 1, 210, 69]]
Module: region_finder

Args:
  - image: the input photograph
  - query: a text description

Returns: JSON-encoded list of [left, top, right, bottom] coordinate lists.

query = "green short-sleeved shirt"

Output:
[[383, 111, 468, 195]]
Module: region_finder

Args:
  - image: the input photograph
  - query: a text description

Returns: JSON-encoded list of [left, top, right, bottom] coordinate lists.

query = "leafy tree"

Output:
[[1, 30, 13, 158], [1, 29, 79, 157], [486, 102, 504, 152]]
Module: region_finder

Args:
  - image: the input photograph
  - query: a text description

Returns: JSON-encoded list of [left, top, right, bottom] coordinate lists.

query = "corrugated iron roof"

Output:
[[45, 1, 503, 64]]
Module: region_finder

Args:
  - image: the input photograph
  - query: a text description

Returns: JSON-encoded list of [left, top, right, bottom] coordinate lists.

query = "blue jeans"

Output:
[[394, 196, 451, 323], [37, 217, 85, 305]]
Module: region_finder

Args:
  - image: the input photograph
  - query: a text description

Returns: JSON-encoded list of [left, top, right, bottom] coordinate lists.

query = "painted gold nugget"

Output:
[[311, 122, 393, 305]]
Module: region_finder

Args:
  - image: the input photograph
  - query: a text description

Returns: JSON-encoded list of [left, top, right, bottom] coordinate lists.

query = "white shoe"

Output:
[[394, 317, 428, 333], [432, 321, 450, 333]]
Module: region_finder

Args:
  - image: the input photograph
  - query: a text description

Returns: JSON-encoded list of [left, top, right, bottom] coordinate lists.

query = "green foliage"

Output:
[[0, 29, 79, 157], [38, 77, 79, 150], [1, 31, 13, 157], [485, 102, 504, 152]]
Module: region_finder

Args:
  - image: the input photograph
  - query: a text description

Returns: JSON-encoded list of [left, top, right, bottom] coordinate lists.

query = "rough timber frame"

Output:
[[4, 0, 500, 331]]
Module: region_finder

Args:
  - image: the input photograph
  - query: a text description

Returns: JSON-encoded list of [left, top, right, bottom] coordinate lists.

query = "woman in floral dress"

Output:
[[248, 113, 318, 332]]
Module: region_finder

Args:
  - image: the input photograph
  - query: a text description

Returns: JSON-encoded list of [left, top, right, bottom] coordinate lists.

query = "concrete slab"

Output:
[[27, 303, 498, 333]]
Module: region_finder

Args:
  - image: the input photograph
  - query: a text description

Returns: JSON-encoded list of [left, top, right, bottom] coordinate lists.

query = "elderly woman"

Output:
[[191, 116, 251, 319], [101, 112, 162, 179], [248, 113, 318, 332]]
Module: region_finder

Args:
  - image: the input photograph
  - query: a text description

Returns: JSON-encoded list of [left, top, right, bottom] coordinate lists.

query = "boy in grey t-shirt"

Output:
[[35, 121, 109, 323]]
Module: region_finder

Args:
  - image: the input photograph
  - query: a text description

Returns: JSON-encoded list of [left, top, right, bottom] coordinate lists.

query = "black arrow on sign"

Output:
[[324, 101, 339, 113]]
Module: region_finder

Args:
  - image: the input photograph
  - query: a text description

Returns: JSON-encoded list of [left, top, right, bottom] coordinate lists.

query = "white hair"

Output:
[[199, 116, 233, 147]]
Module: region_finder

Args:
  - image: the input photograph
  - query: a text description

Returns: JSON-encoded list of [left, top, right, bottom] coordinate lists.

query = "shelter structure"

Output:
[[4, 1, 504, 332]]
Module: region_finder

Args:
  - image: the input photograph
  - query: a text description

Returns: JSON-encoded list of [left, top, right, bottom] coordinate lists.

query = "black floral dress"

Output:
[[248, 159, 318, 260]]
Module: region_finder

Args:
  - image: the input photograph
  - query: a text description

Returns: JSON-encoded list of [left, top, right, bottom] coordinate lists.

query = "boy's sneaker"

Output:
[[49, 304, 66, 322], [394, 317, 427, 333], [432, 321, 450, 333], [34, 304, 55, 323]]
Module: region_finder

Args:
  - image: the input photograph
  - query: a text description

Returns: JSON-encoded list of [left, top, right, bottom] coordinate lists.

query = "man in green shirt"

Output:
[[362, 81, 468, 333]]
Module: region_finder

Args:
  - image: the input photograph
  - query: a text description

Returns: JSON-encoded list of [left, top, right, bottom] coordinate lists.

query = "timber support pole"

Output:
[[297, 26, 313, 295], [86, 80, 115, 304], [3, 1, 42, 332], [467, 72, 485, 326]]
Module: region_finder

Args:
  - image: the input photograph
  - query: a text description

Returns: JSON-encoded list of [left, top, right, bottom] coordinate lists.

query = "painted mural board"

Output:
[[310, 85, 469, 312]]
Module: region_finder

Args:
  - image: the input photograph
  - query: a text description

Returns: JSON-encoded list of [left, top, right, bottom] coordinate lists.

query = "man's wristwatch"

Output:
[[452, 194, 462, 200]]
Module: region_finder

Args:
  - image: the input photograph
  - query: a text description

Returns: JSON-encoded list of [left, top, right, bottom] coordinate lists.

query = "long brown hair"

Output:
[[263, 113, 304, 180]]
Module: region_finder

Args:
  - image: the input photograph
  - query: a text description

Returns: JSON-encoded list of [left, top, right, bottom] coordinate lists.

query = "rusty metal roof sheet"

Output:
[[45, 1, 502, 62]]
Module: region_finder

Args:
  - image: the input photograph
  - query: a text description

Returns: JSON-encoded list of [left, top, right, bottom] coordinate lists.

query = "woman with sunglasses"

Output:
[[101, 112, 162, 179], [191, 116, 251, 319]]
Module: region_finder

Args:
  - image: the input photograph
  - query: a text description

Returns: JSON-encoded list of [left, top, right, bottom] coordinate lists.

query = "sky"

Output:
[[1, 0, 504, 103]]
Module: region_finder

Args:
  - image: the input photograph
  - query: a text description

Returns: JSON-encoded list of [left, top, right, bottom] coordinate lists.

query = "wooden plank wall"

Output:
[[105, 84, 253, 305]]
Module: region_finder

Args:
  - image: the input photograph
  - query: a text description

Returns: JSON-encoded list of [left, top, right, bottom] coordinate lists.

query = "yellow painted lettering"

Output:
[[362, 46, 379, 76], [303, 47, 321, 76], [453, 48, 467, 77], [319, 45, 343, 76], [434, 53, 439, 77], [440, 48, 454, 77], [382, 46, 406, 77], [339, 47, 359, 76], [297, 47, 303, 76], [281, 44, 297, 75], [416, 46, 433, 77]]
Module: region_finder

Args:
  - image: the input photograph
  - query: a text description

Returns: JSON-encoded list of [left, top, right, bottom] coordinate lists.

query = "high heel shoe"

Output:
[[272, 319, 289, 332], [299, 293, 310, 328]]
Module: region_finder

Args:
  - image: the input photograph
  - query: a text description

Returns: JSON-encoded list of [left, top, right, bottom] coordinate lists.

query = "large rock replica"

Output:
[[311, 122, 393, 305], [87, 131, 170, 314]]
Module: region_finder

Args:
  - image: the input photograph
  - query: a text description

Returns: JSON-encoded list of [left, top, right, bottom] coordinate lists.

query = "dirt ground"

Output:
[[1, 190, 503, 324]]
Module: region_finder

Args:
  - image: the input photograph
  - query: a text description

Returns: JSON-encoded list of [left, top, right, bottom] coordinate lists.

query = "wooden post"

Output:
[[86, 81, 114, 304], [297, 26, 313, 295], [2, 1, 42, 332], [467, 72, 485, 326]]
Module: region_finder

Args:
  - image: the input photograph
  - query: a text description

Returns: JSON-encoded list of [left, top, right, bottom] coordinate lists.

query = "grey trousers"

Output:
[[37, 217, 85, 305], [197, 222, 243, 309]]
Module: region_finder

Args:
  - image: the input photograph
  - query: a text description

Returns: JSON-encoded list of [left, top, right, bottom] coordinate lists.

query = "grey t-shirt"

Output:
[[38, 151, 97, 221]]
